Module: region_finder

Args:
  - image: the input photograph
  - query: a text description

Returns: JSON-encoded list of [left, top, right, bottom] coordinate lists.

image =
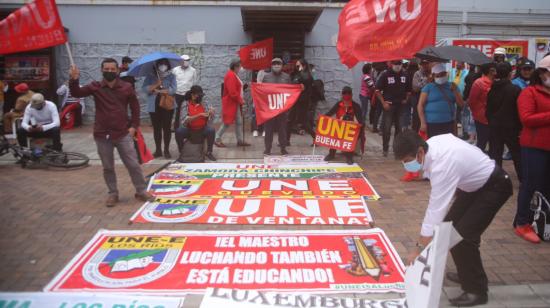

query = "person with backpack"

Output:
[[418, 63, 464, 138], [175, 85, 216, 162], [514, 55, 550, 244]]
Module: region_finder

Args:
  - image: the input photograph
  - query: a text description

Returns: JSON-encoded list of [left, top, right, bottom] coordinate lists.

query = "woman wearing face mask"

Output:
[[513, 55, 550, 244], [287, 58, 314, 145], [142, 58, 177, 158], [418, 63, 464, 138]]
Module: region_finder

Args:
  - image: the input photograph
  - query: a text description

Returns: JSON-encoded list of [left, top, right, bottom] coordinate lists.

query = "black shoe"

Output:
[[281, 148, 289, 156], [153, 150, 162, 158], [164, 150, 171, 159], [446, 272, 460, 284], [448, 292, 488, 307], [205, 152, 217, 161], [324, 154, 335, 162], [346, 156, 354, 165], [263, 150, 271, 156]]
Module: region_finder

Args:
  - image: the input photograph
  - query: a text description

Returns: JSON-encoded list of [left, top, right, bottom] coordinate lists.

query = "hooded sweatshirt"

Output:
[[486, 79, 522, 130]]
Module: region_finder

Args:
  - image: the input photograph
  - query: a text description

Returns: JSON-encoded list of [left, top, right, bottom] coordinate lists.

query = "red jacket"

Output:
[[518, 85, 550, 151], [468, 75, 493, 125], [221, 69, 244, 125]]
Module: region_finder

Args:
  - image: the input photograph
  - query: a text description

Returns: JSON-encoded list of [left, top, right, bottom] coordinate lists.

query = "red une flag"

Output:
[[0, 0, 67, 55], [337, 0, 438, 68], [251, 83, 302, 125], [238, 38, 274, 70]]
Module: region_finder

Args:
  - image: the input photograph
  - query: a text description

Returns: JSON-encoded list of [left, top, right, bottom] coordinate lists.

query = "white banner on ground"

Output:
[[0, 292, 184, 308], [263, 155, 325, 165], [405, 222, 462, 308], [199, 288, 406, 308]]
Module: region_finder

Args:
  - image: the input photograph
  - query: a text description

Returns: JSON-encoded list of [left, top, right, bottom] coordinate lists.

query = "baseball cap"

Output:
[[14, 83, 29, 93], [30, 93, 45, 108], [494, 47, 507, 55], [537, 55, 550, 70], [271, 58, 283, 64], [517, 57, 535, 69], [431, 63, 447, 74], [181, 54, 191, 61]]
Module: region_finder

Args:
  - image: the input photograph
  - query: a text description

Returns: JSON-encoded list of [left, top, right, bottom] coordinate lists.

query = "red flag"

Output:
[[134, 129, 154, 165], [238, 38, 274, 70], [251, 82, 302, 125], [337, 0, 438, 68], [0, 0, 67, 55]]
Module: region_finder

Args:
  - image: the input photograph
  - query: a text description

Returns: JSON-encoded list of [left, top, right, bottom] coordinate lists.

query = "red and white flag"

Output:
[[0, 0, 67, 55], [337, 0, 438, 68], [251, 83, 302, 125], [238, 38, 274, 70]]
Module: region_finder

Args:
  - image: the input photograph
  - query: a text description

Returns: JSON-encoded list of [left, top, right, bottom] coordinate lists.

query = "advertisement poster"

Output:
[[155, 163, 366, 179], [130, 197, 373, 225], [45, 229, 405, 294], [147, 178, 380, 200], [314, 115, 361, 152]]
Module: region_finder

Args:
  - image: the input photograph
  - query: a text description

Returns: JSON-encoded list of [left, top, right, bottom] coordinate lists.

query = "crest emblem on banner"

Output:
[[82, 236, 185, 288], [141, 199, 210, 223], [149, 180, 203, 198]]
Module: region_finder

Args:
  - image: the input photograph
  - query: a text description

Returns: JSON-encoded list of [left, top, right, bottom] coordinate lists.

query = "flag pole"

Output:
[[65, 42, 75, 67]]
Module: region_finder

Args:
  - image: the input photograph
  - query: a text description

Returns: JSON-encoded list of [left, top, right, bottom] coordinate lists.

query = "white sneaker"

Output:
[[262, 131, 265, 137], [252, 130, 259, 137]]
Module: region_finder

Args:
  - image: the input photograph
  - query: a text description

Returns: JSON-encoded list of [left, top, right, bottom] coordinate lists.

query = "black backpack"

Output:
[[531, 191, 550, 241]]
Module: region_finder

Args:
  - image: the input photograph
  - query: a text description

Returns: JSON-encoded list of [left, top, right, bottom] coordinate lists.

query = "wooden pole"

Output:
[[64, 41, 75, 67]]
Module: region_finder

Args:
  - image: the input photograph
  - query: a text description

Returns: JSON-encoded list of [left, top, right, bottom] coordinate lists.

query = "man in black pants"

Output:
[[394, 131, 512, 307]]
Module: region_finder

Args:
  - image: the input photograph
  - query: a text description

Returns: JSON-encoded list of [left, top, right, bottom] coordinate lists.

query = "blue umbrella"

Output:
[[127, 51, 182, 77]]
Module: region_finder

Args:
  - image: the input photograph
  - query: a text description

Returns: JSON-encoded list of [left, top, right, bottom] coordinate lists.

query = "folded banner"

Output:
[[130, 197, 373, 225], [337, 0, 438, 67], [238, 38, 274, 70], [200, 288, 406, 308], [251, 83, 303, 125], [314, 115, 361, 152], [135, 128, 154, 165], [0, 0, 68, 55], [148, 178, 380, 200], [45, 229, 405, 294], [155, 163, 367, 179], [0, 292, 184, 308]]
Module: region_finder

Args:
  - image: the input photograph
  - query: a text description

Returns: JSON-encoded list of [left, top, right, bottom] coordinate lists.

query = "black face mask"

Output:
[[103, 71, 117, 82], [195, 94, 204, 103]]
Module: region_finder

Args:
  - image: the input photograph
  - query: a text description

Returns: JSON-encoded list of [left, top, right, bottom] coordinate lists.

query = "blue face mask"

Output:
[[403, 154, 423, 172]]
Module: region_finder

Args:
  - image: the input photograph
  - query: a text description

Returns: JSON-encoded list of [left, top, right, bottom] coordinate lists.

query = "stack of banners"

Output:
[[0, 292, 184, 308], [45, 229, 405, 294]]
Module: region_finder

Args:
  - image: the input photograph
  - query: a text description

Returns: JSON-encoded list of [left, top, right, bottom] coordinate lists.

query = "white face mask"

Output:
[[158, 64, 168, 72], [272, 65, 282, 73], [544, 77, 550, 88], [435, 77, 448, 85], [182, 61, 190, 68], [392, 65, 402, 72]]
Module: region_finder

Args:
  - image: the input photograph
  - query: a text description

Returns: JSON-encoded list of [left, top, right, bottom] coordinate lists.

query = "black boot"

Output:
[[448, 292, 488, 307]]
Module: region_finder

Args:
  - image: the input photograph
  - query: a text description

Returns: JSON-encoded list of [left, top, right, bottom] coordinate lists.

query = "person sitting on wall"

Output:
[[17, 93, 62, 151], [323, 86, 364, 165], [175, 85, 217, 161]]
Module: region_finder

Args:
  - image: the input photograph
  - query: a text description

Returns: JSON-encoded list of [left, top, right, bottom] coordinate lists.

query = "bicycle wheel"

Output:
[[44, 152, 89, 169]]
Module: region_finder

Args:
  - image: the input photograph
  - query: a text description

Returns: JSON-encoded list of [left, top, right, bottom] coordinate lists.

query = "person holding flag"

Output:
[[262, 58, 292, 156]]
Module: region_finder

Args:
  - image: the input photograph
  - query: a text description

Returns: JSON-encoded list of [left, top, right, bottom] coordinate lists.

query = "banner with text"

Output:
[[148, 178, 380, 200], [200, 288, 406, 308], [238, 38, 274, 70], [130, 197, 373, 225], [314, 115, 361, 152], [452, 39, 529, 62], [251, 83, 303, 125], [45, 229, 405, 294], [155, 163, 366, 179], [0, 293, 184, 308]]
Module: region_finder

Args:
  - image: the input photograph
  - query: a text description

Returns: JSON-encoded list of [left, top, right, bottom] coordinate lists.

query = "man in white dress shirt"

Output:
[[17, 93, 62, 151], [172, 54, 198, 130], [394, 131, 512, 307]]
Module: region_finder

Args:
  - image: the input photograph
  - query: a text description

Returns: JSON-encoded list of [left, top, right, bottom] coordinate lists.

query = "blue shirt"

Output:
[[422, 82, 456, 123], [142, 73, 177, 113], [512, 77, 528, 90]]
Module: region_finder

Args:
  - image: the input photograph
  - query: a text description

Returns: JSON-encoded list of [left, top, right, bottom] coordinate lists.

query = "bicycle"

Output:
[[0, 136, 89, 169]]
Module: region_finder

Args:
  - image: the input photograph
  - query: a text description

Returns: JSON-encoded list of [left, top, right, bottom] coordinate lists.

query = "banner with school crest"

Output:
[[45, 229, 405, 294]]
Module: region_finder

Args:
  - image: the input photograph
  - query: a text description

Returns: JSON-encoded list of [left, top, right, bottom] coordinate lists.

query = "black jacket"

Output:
[[486, 79, 522, 130], [326, 100, 364, 125]]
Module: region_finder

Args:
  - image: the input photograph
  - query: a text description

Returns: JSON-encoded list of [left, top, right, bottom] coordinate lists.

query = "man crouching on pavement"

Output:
[[69, 58, 155, 207], [394, 130, 512, 307]]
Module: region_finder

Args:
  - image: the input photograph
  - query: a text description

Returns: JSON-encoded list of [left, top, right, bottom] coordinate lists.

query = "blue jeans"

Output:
[[475, 121, 490, 152], [515, 147, 550, 226], [176, 126, 215, 153]]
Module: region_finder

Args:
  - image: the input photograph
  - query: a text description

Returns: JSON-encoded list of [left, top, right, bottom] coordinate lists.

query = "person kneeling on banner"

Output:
[[394, 131, 512, 307], [175, 85, 217, 161], [324, 86, 363, 165], [17, 93, 63, 151]]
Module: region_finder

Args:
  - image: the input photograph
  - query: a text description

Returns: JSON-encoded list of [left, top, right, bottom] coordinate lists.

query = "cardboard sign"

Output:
[[147, 178, 380, 200], [251, 83, 303, 125], [156, 163, 366, 179], [45, 229, 405, 294], [405, 222, 462, 308], [0, 292, 184, 308], [130, 197, 373, 225], [200, 288, 406, 308], [314, 115, 361, 152]]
